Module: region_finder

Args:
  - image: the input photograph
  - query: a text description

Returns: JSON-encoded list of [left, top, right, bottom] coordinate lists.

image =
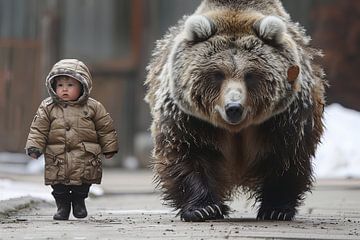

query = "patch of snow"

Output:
[[314, 104, 360, 179], [0, 179, 52, 201]]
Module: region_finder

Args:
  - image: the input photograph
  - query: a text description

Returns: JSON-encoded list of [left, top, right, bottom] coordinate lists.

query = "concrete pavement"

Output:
[[1, 169, 360, 239]]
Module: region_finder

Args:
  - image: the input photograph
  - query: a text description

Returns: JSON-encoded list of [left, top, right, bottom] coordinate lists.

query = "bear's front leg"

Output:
[[154, 139, 230, 222], [256, 165, 312, 221], [178, 165, 230, 222], [177, 156, 231, 222]]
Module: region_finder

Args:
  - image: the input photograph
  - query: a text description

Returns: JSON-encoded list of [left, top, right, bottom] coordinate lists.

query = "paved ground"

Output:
[[1, 169, 360, 240]]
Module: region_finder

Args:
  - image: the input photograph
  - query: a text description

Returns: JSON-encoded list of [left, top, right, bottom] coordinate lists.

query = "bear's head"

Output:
[[166, 10, 302, 132]]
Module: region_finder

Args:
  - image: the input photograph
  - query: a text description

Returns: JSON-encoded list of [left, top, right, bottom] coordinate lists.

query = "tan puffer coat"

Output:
[[26, 59, 118, 185]]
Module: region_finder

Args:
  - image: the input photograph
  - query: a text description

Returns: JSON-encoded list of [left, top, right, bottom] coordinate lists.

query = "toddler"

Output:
[[26, 59, 118, 220]]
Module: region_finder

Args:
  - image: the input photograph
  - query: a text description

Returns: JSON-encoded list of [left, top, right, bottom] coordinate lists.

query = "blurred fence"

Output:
[[0, 40, 41, 151]]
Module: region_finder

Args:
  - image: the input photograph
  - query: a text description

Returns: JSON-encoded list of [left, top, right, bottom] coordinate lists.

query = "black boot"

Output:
[[71, 184, 90, 219], [51, 184, 71, 220], [72, 197, 87, 218], [53, 198, 71, 220]]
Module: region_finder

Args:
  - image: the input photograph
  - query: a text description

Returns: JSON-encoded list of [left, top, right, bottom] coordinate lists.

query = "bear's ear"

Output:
[[184, 15, 216, 42], [254, 16, 286, 44]]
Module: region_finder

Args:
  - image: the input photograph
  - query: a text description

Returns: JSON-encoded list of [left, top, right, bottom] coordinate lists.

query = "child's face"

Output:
[[55, 77, 82, 101]]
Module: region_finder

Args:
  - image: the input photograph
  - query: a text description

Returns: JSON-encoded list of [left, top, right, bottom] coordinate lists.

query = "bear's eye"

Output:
[[244, 71, 263, 89], [244, 72, 255, 81], [209, 71, 225, 82]]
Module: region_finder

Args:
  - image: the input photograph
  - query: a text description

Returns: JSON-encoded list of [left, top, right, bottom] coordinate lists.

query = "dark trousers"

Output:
[[51, 184, 91, 200]]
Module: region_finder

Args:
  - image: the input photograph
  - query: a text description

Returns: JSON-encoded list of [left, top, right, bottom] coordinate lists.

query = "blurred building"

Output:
[[0, 0, 359, 166]]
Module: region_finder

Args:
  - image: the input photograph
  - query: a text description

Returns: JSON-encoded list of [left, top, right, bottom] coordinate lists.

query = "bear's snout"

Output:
[[225, 103, 244, 124]]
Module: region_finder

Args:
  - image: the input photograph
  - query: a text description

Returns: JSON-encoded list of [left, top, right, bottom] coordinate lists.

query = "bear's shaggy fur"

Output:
[[145, 0, 326, 222]]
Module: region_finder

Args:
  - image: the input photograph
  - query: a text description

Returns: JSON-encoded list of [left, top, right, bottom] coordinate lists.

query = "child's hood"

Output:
[[46, 59, 92, 104]]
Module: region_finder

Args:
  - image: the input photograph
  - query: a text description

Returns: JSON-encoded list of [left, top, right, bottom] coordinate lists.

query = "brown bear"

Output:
[[145, 0, 326, 222]]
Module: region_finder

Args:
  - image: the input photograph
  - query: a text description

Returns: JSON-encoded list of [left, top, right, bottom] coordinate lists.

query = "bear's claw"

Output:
[[257, 207, 295, 221], [181, 204, 225, 222]]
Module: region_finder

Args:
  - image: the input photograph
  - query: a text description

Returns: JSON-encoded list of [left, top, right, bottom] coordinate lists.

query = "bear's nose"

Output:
[[225, 103, 244, 124]]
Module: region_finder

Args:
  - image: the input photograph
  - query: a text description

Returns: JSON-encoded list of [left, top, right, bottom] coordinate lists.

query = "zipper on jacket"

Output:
[[63, 106, 70, 183]]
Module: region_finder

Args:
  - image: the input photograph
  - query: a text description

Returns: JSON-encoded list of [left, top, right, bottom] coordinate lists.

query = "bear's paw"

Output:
[[180, 204, 229, 222], [257, 205, 296, 221]]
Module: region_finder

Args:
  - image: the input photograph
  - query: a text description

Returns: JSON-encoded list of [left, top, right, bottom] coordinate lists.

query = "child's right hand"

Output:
[[27, 147, 42, 159]]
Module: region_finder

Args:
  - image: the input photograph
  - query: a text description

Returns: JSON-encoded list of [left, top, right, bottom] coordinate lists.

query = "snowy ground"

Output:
[[1, 103, 359, 202], [0, 178, 52, 201], [314, 104, 360, 179]]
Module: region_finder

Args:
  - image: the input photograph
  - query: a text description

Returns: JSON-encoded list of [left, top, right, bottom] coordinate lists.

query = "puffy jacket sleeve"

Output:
[[93, 101, 119, 154], [25, 100, 51, 152]]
